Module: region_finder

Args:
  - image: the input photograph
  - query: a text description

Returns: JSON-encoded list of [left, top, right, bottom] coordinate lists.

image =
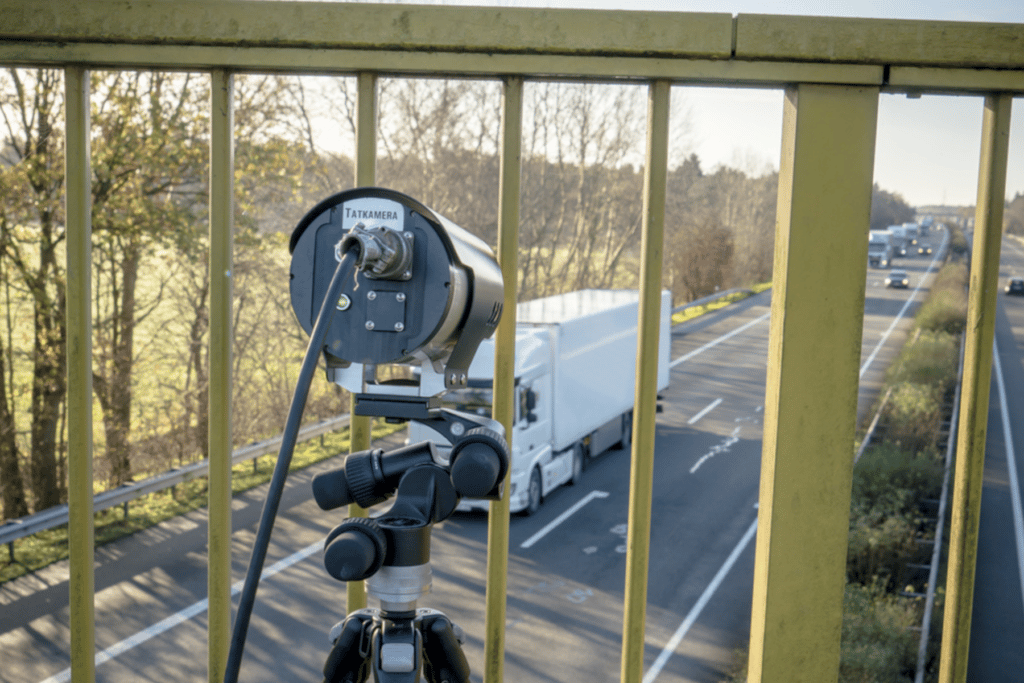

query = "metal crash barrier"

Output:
[[1, 2, 1021, 682]]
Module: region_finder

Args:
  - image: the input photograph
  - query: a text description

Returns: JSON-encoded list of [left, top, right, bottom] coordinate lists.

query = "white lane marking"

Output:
[[689, 427, 741, 474], [992, 340, 1024, 617], [670, 312, 771, 368], [519, 490, 610, 549], [38, 542, 321, 683], [643, 516, 759, 683], [860, 230, 949, 379], [687, 398, 723, 425]]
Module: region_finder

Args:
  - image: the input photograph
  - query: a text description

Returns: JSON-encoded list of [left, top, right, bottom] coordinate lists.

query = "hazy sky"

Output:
[[340, 0, 1023, 207]]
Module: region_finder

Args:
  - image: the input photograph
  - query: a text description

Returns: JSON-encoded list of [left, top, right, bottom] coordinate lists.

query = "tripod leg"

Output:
[[419, 614, 471, 683], [322, 612, 374, 683]]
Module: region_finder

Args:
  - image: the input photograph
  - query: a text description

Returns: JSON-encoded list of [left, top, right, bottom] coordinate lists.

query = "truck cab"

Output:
[[867, 229, 893, 268], [407, 289, 670, 515]]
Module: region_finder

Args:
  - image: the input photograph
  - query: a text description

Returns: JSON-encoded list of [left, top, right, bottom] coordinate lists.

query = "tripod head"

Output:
[[312, 419, 508, 683], [313, 425, 507, 597]]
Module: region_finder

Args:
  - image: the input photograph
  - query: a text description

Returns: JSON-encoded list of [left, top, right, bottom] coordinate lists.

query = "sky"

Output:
[[332, 0, 1024, 208]]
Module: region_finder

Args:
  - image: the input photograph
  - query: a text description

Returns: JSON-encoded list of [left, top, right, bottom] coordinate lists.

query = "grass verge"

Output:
[[671, 282, 772, 325], [0, 419, 403, 584], [721, 242, 967, 682]]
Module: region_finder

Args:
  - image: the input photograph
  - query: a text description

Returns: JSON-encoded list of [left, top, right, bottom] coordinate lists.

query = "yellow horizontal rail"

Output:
[[0, 42, 886, 87], [2, 0, 733, 58], [1, 1, 1023, 92], [734, 14, 1024, 69]]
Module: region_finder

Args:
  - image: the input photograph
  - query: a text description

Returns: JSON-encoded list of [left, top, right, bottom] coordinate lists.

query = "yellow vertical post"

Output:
[[347, 70, 378, 613], [483, 74, 522, 683], [747, 84, 878, 683], [65, 64, 95, 683], [208, 69, 235, 683], [355, 72, 377, 188], [938, 92, 1012, 683], [620, 79, 670, 683]]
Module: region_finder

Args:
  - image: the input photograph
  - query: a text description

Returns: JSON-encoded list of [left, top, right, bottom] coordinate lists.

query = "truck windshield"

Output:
[[440, 387, 493, 417]]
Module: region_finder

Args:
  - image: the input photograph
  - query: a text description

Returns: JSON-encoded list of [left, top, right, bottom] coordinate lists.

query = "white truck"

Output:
[[867, 230, 894, 268], [409, 289, 671, 515], [902, 222, 921, 245], [887, 224, 909, 256]]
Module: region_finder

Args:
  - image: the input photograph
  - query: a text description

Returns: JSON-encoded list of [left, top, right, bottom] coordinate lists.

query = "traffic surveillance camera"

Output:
[[225, 188, 508, 683], [289, 187, 504, 392]]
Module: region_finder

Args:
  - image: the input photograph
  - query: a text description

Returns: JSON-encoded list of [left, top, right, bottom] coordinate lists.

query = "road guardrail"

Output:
[[0, 414, 351, 548]]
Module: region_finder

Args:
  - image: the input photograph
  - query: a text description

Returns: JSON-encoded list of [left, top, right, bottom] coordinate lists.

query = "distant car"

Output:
[[917, 245, 933, 256], [885, 269, 910, 288], [1006, 277, 1024, 295]]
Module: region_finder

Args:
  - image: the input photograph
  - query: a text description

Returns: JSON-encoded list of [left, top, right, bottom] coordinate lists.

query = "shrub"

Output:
[[853, 444, 943, 512], [847, 445, 942, 590], [948, 228, 969, 257], [883, 382, 944, 453], [886, 331, 958, 391], [915, 262, 967, 335], [840, 582, 919, 683]]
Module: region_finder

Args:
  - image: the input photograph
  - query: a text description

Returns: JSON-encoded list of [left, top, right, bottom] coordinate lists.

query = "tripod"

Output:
[[312, 406, 509, 683]]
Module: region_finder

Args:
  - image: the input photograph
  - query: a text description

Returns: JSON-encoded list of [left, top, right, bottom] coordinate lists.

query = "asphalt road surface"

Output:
[[967, 232, 1024, 681], [0, 228, 948, 683]]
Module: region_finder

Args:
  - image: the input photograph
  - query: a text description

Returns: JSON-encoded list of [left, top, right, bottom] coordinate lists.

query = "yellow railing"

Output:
[[2, 2, 1022, 682]]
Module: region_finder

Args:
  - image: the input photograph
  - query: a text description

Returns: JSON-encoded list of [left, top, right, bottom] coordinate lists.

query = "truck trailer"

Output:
[[868, 230, 894, 268], [409, 289, 671, 515], [887, 224, 909, 256]]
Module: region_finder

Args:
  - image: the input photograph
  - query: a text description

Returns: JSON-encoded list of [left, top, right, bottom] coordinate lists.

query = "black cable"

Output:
[[224, 247, 358, 683]]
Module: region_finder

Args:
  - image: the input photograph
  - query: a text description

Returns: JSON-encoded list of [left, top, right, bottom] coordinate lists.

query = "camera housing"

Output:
[[289, 187, 504, 392]]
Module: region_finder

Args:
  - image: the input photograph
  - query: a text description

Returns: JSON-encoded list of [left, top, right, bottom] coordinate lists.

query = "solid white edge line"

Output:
[[991, 341, 1024, 617], [519, 490, 610, 549], [642, 517, 758, 683], [860, 230, 949, 379], [687, 398, 723, 425], [38, 542, 321, 683], [670, 312, 771, 368]]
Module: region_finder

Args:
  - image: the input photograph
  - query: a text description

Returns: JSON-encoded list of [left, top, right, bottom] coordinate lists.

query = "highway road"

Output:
[[0, 228, 948, 683], [968, 232, 1024, 681]]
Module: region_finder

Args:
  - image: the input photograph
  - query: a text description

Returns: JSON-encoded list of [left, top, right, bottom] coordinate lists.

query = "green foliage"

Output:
[[948, 227, 969, 256], [1004, 193, 1024, 236], [882, 374, 948, 454], [718, 581, 921, 683], [878, 261, 964, 453], [887, 331, 958, 389], [839, 583, 919, 683], [847, 445, 942, 590], [915, 262, 968, 335]]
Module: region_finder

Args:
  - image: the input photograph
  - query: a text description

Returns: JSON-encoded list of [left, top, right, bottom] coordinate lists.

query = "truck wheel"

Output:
[[570, 443, 584, 485], [525, 468, 542, 516]]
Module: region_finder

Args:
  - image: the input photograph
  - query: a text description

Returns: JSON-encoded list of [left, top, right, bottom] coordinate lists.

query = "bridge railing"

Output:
[[2, 3, 1021, 683]]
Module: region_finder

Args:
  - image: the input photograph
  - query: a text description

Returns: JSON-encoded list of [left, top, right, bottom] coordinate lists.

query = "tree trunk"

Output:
[[0, 340, 28, 520], [95, 242, 140, 487], [29, 286, 65, 511]]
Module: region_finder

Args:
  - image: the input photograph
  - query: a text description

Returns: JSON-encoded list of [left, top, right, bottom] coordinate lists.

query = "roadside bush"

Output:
[[915, 262, 968, 335], [847, 514, 918, 590], [948, 228, 968, 257], [883, 382, 944, 453], [886, 331, 958, 390], [853, 444, 943, 511], [847, 445, 942, 590], [840, 582, 919, 683]]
